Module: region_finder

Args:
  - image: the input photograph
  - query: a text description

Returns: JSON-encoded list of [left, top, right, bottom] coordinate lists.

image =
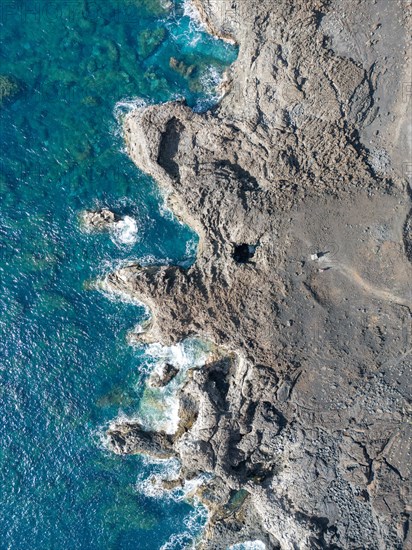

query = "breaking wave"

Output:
[[137, 338, 211, 434], [229, 542, 267, 550], [111, 215, 139, 246], [160, 503, 209, 550], [135, 456, 211, 502]]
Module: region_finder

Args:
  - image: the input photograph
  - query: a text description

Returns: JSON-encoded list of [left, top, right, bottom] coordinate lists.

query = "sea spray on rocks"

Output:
[[229, 542, 267, 550], [135, 455, 212, 502], [80, 208, 139, 247], [132, 338, 211, 434]]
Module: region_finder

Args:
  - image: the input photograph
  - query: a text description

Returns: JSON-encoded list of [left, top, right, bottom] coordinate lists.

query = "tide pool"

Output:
[[0, 1, 237, 548]]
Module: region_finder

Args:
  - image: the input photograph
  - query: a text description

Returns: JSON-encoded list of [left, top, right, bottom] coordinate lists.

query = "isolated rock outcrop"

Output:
[[80, 208, 120, 231], [106, 0, 412, 548]]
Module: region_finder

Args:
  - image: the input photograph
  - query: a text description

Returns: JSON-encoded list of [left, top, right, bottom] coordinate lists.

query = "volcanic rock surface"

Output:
[[106, 0, 412, 548], [149, 362, 180, 387], [80, 208, 120, 231]]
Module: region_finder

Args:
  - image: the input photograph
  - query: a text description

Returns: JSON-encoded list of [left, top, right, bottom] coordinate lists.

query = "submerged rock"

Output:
[[169, 57, 197, 79], [137, 28, 166, 59], [0, 75, 21, 106]]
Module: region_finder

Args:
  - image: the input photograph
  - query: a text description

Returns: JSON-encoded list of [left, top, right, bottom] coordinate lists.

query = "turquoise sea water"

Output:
[[0, 1, 236, 548]]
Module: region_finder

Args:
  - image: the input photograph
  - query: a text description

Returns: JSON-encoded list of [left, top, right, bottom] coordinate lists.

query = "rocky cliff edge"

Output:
[[106, 1, 412, 548]]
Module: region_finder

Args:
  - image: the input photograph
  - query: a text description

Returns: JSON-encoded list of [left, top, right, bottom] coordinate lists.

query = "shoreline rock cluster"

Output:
[[106, 0, 412, 548]]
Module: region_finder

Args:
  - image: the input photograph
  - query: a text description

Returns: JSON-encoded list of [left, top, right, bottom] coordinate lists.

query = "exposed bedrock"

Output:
[[80, 208, 121, 231], [106, 0, 412, 548], [149, 362, 179, 388]]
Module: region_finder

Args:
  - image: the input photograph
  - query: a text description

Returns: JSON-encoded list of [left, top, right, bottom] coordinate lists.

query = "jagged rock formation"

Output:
[[149, 363, 179, 387], [108, 421, 174, 459], [106, 0, 412, 548], [80, 208, 120, 231]]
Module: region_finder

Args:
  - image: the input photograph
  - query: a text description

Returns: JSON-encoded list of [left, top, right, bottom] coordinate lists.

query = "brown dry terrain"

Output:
[[105, 1, 412, 548]]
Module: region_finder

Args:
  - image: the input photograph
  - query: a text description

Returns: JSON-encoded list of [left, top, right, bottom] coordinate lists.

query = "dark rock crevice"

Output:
[[403, 208, 412, 263], [157, 116, 185, 180]]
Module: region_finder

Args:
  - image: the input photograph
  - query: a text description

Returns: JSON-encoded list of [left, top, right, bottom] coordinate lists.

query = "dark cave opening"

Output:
[[233, 243, 257, 264]]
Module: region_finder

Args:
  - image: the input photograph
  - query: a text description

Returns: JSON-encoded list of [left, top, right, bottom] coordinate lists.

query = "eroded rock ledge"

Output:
[[106, 0, 412, 548]]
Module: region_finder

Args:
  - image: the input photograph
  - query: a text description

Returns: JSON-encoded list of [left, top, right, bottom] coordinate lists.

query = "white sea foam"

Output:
[[159, 197, 175, 221], [185, 236, 198, 257], [113, 97, 150, 123], [114, 97, 149, 119], [182, 0, 204, 32], [193, 65, 224, 112], [229, 542, 267, 550], [165, 1, 205, 48], [135, 338, 211, 434], [135, 455, 211, 502], [182, 472, 212, 498], [135, 457, 181, 498], [111, 215, 138, 246], [201, 66, 222, 90], [160, 502, 208, 550]]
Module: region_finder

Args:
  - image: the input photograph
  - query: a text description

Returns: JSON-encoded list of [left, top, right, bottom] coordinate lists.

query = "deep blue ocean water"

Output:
[[0, 1, 236, 548]]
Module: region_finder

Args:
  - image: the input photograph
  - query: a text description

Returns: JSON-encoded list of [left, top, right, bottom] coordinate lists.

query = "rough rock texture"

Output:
[[80, 208, 120, 231], [149, 362, 180, 387], [107, 421, 175, 459], [106, 0, 412, 548]]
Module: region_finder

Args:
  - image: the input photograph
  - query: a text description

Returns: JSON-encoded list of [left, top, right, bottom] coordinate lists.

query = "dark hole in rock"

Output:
[[233, 243, 257, 263]]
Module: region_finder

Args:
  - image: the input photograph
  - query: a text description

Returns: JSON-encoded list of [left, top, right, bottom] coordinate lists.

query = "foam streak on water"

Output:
[[113, 97, 151, 124], [160, 504, 209, 550]]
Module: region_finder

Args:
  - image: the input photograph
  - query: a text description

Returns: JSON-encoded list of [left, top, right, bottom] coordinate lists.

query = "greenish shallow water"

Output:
[[0, 1, 236, 548]]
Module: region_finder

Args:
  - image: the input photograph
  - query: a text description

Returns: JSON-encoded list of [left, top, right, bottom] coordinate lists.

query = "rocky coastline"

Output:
[[106, 1, 412, 548]]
